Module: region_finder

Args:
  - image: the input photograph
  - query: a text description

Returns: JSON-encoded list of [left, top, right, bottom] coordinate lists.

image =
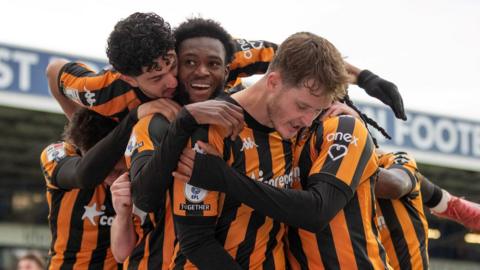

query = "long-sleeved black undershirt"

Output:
[[52, 108, 139, 190], [130, 108, 198, 213], [187, 153, 353, 233]]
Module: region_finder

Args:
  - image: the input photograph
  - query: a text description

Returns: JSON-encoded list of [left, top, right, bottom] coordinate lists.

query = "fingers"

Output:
[[112, 187, 131, 196], [176, 159, 192, 173], [154, 99, 179, 122], [179, 151, 194, 169], [182, 147, 196, 160], [140, 98, 181, 121], [197, 141, 221, 157], [396, 97, 407, 121], [111, 172, 130, 189], [215, 102, 244, 139]]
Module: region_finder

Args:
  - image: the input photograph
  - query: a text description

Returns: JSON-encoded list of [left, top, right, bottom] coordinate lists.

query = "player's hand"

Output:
[[111, 172, 133, 217], [137, 98, 181, 121], [357, 70, 407, 121], [172, 141, 221, 183], [184, 100, 244, 140], [322, 101, 361, 120]]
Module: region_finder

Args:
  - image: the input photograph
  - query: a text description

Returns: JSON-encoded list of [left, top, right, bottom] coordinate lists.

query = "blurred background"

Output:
[[0, 0, 479, 269]]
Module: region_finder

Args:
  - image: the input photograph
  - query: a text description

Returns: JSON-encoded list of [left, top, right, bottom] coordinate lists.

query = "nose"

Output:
[[194, 64, 209, 76], [166, 72, 178, 89]]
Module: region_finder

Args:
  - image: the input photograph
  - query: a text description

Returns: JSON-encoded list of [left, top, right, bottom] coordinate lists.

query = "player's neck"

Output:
[[231, 78, 272, 128]]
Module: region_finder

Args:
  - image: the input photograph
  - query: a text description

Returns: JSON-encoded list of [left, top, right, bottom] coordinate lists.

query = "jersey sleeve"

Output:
[[40, 142, 79, 190], [127, 114, 170, 213], [309, 116, 378, 195], [379, 151, 419, 197], [59, 62, 136, 117], [226, 39, 277, 88]]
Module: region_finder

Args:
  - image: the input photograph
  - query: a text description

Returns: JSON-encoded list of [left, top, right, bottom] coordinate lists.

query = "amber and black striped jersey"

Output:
[[170, 96, 295, 270], [40, 142, 120, 270], [122, 114, 178, 270], [375, 152, 429, 270], [287, 116, 390, 270], [59, 62, 150, 121], [59, 39, 277, 120], [226, 39, 277, 88]]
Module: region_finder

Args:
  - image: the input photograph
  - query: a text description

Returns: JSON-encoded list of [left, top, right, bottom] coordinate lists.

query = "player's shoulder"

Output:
[[380, 151, 417, 169], [40, 141, 78, 165]]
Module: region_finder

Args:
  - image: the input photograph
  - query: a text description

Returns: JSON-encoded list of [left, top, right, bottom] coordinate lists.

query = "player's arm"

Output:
[[110, 172, 137, 262], [227, 39, 278, 87], [53, 98, 176, 190], [346, 61, 406, 120], [49, 108, 138, 189], [375, 168, 413, 199], [130, 100, 243, 212], [177, 152, 347, 233], [176, 117, 377, 233], [46, 59, 81, 120], [375, 151, 418, 199], [174, 215, 242, 269]]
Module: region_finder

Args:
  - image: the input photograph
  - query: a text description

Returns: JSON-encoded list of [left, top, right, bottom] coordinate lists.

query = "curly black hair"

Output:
[[174, 17, 235, 64], [106, 12, 175, 76], [62, 109, 118, 153]]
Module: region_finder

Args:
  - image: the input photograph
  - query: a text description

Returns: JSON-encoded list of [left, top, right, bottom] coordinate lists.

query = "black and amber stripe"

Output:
[[288, 116, 388, 270], [59, 62, 150, 121], [375, 152, 429, 270], [40, 143, 119, 270], [124, 115, 179, 270], [171, 98, 294, 270], [227, 39, 277, 88]]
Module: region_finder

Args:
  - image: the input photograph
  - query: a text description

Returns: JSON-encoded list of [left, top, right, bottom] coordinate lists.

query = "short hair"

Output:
[[62, 109, 118, 153], [17, 253, 45, 269], [174, 17, 235, 64], [106, 12, 175, 76], [269, 32, 348, 99]]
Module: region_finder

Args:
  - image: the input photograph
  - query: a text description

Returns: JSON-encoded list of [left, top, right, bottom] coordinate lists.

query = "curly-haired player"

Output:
[[47, 12, 179, 120]]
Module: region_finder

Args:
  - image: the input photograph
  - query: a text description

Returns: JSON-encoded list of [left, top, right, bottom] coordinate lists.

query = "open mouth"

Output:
[[190, 83, 212, 91]]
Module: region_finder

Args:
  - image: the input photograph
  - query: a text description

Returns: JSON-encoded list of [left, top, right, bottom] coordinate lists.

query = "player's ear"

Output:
[[266, 71, 282, 93], [120, 75, 139, 87]]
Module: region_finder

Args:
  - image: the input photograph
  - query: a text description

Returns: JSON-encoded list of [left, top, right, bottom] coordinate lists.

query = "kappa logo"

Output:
[[326, 131, 359, 146], [328, 144, 349, 161], [81, 203, 114, 226], [184, 183, 207, 203], [64, 87, 81, 104], [240, 137, 258, 151], [84, 86, 96, 107]]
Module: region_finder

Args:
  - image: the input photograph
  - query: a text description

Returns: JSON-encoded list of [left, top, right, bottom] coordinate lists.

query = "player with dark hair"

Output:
[[165, 31, 349, 269], [47, 12, 180, 121], [110, 17, 243, 269], [40, 98, 169, 269]]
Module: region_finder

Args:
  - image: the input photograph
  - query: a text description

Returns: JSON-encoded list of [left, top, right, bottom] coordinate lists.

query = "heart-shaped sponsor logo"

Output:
[[328, 144, 348, 161]]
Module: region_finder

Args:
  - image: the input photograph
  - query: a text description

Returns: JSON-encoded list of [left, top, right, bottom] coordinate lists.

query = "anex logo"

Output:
[[326, 131, 358, 146]]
